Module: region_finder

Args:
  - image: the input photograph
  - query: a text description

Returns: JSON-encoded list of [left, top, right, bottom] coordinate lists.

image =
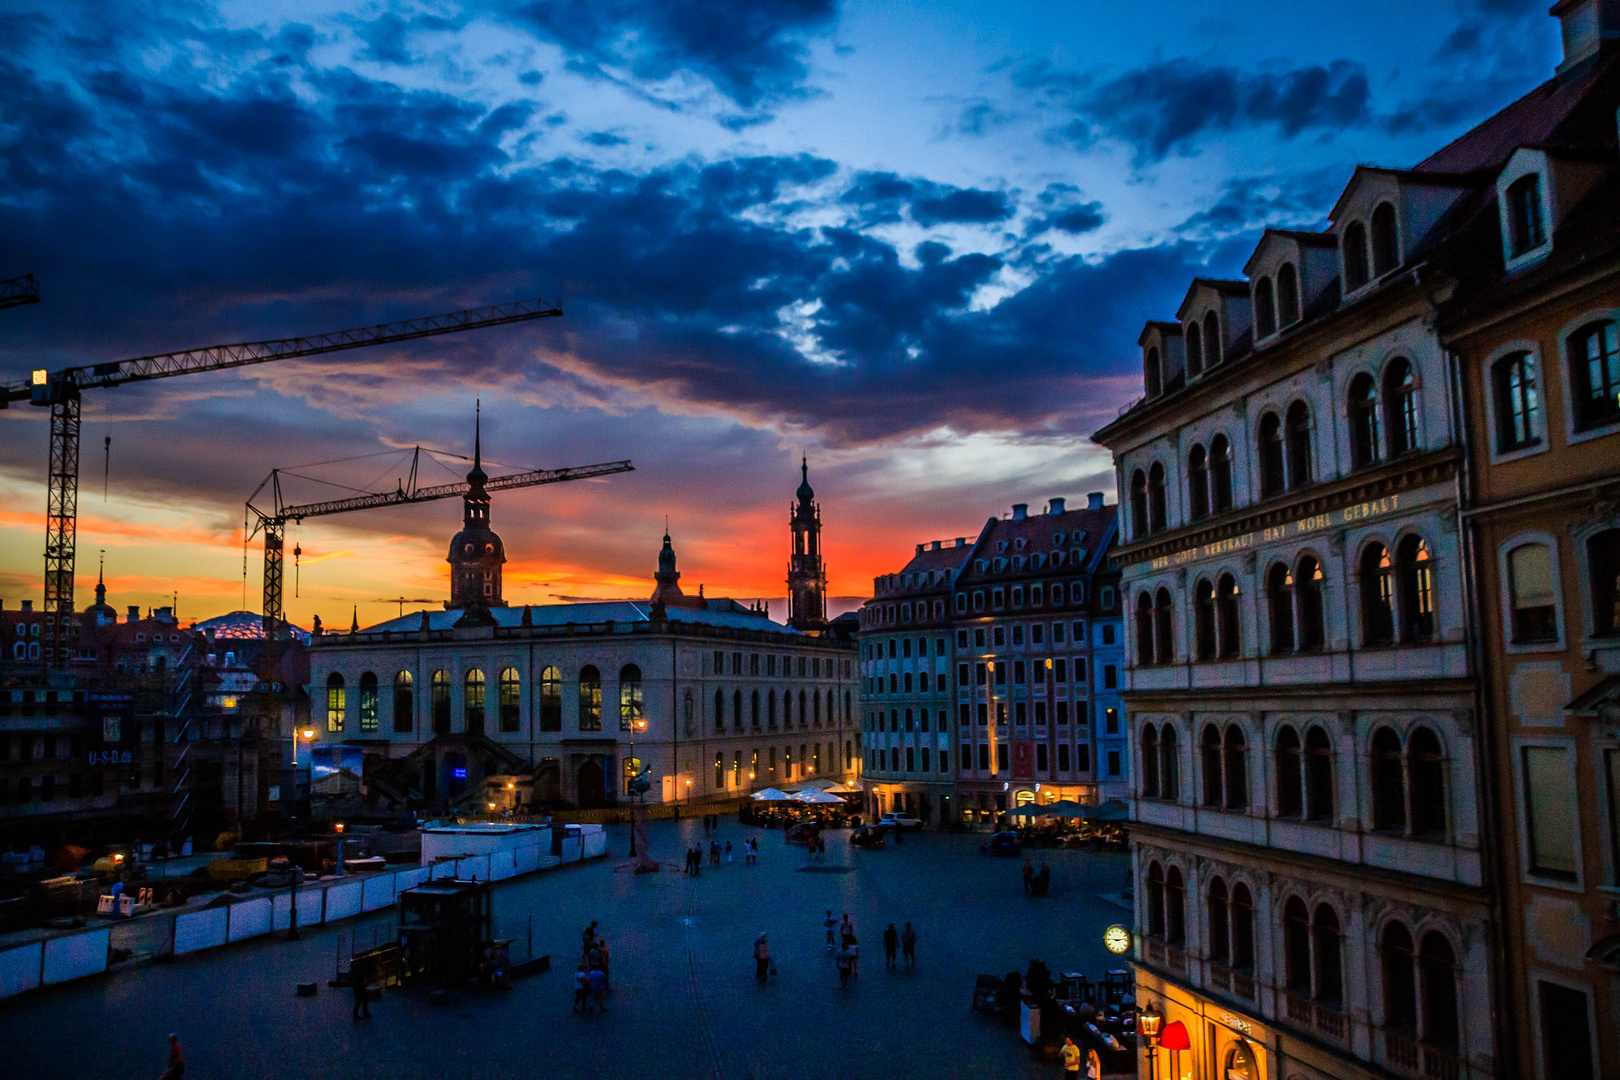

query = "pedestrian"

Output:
[[710, 839, 721, 867], [848, 935, 860, 978], [882, 924, 899, 969], [835, 942, 853, 987], [725, 840, 733, 864], [573, 963, 590, 1013], [1061, 1036, 1082, 1079], [1022, 857, 1034, 896], [901, 922, 917, 968], [753, 932, 771, 981], [839, 913, 854, 948], [161, 1033, 185, 1080], [1087, 1048, 1102, 1080], [351, 957, 372, 1019], [588, 963, 608, 1012], [823, 909, 837, 951], [583, 920, 599, 954]]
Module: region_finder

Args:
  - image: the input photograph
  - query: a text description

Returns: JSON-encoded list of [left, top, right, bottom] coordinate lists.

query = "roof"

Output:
[[194, 610, 311, 644], [958, 504, 1118, 581], [898, 542, 974, 575], [356, 600, 808, 637]]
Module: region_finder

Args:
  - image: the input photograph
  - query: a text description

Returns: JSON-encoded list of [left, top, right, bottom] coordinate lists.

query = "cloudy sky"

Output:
[[0, 0, 1561, 629]]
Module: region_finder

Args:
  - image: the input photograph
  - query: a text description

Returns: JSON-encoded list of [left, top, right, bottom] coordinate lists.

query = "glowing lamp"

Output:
[[334, 823, 344, 833], [1138, 1005, 1163, 1043]]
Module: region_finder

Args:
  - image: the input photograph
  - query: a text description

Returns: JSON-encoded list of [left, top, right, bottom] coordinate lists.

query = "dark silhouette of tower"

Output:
[[446, 408, 505, 620], [786, 458, 827, 631]]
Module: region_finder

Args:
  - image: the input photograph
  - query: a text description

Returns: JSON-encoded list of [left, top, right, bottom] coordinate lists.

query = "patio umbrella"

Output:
[[1081, 800, 1130, 822], [793, 788, 846, 804], [750, 788, 796, 801], [1008, 804, 1044, 819], [1042, 800, 1089, 818]]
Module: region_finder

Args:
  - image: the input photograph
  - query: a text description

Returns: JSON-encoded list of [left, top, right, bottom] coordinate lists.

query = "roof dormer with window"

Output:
[[1495, 146, 1606, 274], [1244, 229, 1341, 345], [1330, 166, 1473, 301], [1176, 279, 1253, 381], [1139, 321, 1185, 400]]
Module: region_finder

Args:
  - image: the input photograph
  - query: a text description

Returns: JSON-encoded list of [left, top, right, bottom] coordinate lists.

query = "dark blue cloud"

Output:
[[1025, 183, 1105, 237], [840, 172, 1014, 228]]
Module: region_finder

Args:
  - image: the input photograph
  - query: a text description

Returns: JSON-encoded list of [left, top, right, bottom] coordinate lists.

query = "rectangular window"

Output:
[[1102, 624, 1116, 645], [1052, 622, 1065, 643], [732, 652, 743, 675], [1012, 624, 1024, 645], [976, 703, 988, 725], [958, 662, 970, 687], [750, 654, 760, 675], [1107, 750, 1120, 776], [994, 662, 1006, 686], [800, 657, 808, 676], [1104, 665, 1117, 689], [1523, 746, 1578, 879], [938, 750, 948, 773], [1034, 701, 1046, 725], [978, 743, 990, 770], [903, 673, 913, 693], [973, 591, 985, 612], [713, 650, 724, 674], [1076, 744, 1091, 771], [716, 752, 724, 788], [1011, 586, 1024, 608], [1076, 658, 1087, 682], [1032, 584, 1044, 606], [1073, 621, 1086, 642], [767, 654, 776, 676], [1058, 744, 1070, 771], [1013, 660, 1026, 684], [959, 704, 970, 725], [1538, 981, 1595, 1080], [905, 747, 915, 772], [889, 674, 898, 693], [992, 588, 1005, 609], [1056, 701, 1068, 725], [996, 744, 1009, 771], [956, 629, 969, 648], [1105, 708, 1118, 733], [1032, 623, 1044, 645], [996, 703, 1007, 726], [974, 628, 986, 648], [1071, 582, 1085, 603], [1055, 658, 1067, 682], [1015, 702, 1027, 725], [994, 625, 1006, 646]]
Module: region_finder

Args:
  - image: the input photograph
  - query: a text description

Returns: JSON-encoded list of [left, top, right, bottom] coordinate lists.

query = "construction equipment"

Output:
[[0, 274, 40, 311], [0, 296, 562, 667]]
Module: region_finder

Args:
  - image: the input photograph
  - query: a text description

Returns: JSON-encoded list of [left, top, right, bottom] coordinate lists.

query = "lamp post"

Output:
[[626, 716, 648, 857], [287, 727, 314, 941], [1138, 1003, 1163, 1080]]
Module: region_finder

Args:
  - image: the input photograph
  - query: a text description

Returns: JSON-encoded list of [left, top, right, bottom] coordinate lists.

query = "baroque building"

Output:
[[786, 459, 829, 632]]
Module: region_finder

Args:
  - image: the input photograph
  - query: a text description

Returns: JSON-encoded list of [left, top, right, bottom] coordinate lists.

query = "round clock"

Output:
[[1103, 924, 1133, 955]]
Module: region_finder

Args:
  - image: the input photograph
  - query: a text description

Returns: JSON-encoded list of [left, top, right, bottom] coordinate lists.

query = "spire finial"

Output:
[[98, 549, 105, 585], [474, 399, 482, 472]]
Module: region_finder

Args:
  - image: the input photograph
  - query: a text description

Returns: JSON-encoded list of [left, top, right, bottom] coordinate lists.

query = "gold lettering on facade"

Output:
[[1139, 492, 1409, 572]]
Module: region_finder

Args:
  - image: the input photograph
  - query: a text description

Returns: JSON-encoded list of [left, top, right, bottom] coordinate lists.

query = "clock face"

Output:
[[1103, 924, 1133, 955]]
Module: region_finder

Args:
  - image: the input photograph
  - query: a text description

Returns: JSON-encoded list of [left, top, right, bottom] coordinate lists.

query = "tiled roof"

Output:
[[358, 601, 806, 636], [959, 505, 1118, 581]]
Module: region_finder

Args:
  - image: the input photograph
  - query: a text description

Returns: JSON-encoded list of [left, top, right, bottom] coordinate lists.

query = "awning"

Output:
[[1567, 675, 1620, 717], [750, 788, 796, 801]]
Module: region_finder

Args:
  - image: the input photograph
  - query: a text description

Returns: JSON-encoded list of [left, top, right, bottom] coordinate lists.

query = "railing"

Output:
[[1166, 944, 1188, 976], [1207, 963, 1256, 1002], [1144, 938, 1166, 965], [1284, 991, 1347, 1043], [1385, 1032, 1464, 1080]]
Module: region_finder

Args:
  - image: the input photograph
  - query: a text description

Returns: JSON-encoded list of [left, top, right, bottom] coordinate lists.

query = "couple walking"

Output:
[[881, 922, 917, 969]]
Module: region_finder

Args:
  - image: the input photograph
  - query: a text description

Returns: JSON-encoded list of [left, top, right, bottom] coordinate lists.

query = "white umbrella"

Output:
[[792, 788, 846, 804], [750, 788, 796, 801], [793, 777, 844, 792]]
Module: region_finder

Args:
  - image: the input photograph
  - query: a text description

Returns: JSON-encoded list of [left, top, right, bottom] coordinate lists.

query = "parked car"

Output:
[[878, 813, 924, 832], [849, 825, 887, 849], [980, 831, 1021, 856]]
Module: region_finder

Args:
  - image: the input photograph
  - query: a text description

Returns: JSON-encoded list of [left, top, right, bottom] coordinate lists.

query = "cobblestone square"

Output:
[[2, 820, 1129, 1080]]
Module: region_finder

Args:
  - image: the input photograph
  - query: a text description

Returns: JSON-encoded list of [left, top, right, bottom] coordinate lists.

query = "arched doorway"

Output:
[[534, 759, 560, 805], [577, 758, 605, 809]]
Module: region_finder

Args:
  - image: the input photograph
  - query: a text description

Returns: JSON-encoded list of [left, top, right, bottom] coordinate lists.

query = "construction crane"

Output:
[[0, 296, 562, 667], [1, 274, 40, 311], [245, 445, 634, 640]]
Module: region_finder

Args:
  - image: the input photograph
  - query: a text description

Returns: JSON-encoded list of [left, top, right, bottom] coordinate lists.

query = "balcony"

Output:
[[1284, 991, 1347, 1044], [1207, 962, 1256, 1002], [1385, 1031, 1465, 1080]]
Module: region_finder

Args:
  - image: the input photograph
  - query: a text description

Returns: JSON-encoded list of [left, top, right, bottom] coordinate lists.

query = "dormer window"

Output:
[[1370, 202, 1399, 277], [1145, 346, 1162, 398], [1255, 278, 1276, 339], [1052, 532, 1066, 547], [1015, 538, 1027, 550], [1186, 321, 1204, 377], [1343, 221, 1370, 291], [1505, 174, 1546, 257], [1277, 263, 1300, 327], [1203, 312, 1221, 366]]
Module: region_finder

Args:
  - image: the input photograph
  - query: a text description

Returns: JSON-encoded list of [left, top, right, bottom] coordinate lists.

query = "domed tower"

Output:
[[446, 412, 506, 614], [786, 458, 828, 631], [85, 554, 117, 626]]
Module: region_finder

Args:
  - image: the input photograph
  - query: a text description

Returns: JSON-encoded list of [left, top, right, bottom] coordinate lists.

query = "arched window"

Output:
[[1587, 528, 1620, 636], [1202, 724, 1224, 807], [1305, 725, 1335, 822], [686, 692, 696, 736], [1344, 220, 1370, 291], [1313, 905, 1344, 1005], [1384, 358, 1418, 455], [1284, 897, 1312, 995], [1186, 320, 1204, 377], [844, 691, 852, 725], [431, 670, 451, 734], [1493, 351, 1541, 451], [783, 689, 793, 727], [1382, 921, 1418, 1032], [1349, 372, 1381, 467], [1231, 884, 1255, 970], [1210, 435, 1233, 512], [1146, 863, 1165, 937], [1154, 588, 1175, 664], [1258, 412, 1286, 497], [1268, 563, 1296, 654], [1135, 592, 1155, 664], [814, 689, 822, 725], [1255, 278, 1277, 339], [326, 673, 346, 733], [1188, 445, 1209, 521], [1130, 470, 1149, 540], [1217, 574, 1241, 659], [1419, 933, 1459, 1049], [1208, 877, 1231, 965], [618, 664, 643, 732], [799, 689, 808, 728], [578, 665, 602, 731], [1277, 262, 1300, 327], [1371, 726, 1406, 831], [393, 671, 414, 733], [767, 689, 776, 728], [1361, 543, 1395, 646], [539, 666, 561, 731], [1148, 462, 1167, 532], [735, 689, 744, 729], [1160, 725, 1180, 801], [1146, 346, 1163, 398], [1371, 201, 1399, 276], [1507, 543, 1559, 642], [1285, 401, 1313, 488], [1166, 866, 1186, 945], [464, 669, 486, 734], [1141, 725, 1161, 797], [358, 672, 379, 733], [1506, 174, 1545, 256], [1397, 535, 1435, 642], [1408, 726, 1446, 837], [1195, 578, 1217, 661], [1296, 555, 1326, 651], [492, 667, 518, 735], [715, 689, 726, 731], [751, 689, 761, 728], [1570, 319, 1619, 430], [1224, 725, 1248, 810], [1276, 725, 1303, 817], [1204, 312, 1222, 367]]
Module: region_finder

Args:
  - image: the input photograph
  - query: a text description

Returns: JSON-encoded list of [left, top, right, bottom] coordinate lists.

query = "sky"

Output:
[[0, 0, 1563, 630]]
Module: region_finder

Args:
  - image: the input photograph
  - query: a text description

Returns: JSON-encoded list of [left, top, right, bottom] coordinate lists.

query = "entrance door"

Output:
[[577, 758, 605, 809]]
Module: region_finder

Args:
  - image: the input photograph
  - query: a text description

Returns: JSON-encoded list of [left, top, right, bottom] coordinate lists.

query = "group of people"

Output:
[[1022, 857, 1052, 897], [686, 834, 759, 873], [572, 921, 611, 1014]]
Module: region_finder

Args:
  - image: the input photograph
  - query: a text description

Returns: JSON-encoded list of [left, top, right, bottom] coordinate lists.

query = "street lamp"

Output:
[[627, 716, 648, 858], [1138, 1003, 1164, 1080], [286, 728, 316, 941]]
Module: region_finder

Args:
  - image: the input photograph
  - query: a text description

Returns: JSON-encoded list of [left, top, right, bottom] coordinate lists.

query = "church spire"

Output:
[[787, 458, 827, 631], [447, 404, 505, 620]]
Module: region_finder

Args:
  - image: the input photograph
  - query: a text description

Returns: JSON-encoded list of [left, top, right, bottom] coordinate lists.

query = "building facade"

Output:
[[857, 494, 1124, 825]]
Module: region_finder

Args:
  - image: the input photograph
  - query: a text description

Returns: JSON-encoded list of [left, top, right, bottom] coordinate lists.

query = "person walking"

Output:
[[901, 922, 917, 968], [1061, 1036, 1082, 1079], [1021, 857, 1034, 896], [573, 963, 590, 1013], [725, 840, 733, 864], [350, 957, 372, 1019], [753, 932, 771, 981], [161, 1034, 185, 1080], [848, 935, 860, 979], [588, 963, 608, 1012], [835, 942, 853, 988], [839, 913, 855, 948], [823, 909, 837, 951], [583, 920, 599, 954], [596, 938, 611, 992], [882, 924, 899, 969]]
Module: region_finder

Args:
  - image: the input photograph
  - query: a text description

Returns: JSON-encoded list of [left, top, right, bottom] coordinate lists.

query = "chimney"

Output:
[[1047, 497, 1066, 515], [127, 605, 140, 621], [955, 537, 966, 547], [1011, 503, 1028, 521], [1087, 492, 1105, 510], [916, 544, 924, 556], [931, 540, 941, 550], [21, 600, 33, 612], [1553, 0, 1620, 74]]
